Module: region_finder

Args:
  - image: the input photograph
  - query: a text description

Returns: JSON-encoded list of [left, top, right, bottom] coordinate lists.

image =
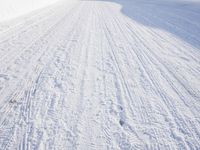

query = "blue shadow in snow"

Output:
[[101, 0, 200, 50]]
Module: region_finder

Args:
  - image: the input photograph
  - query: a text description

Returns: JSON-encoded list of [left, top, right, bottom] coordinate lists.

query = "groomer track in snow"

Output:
[[0, 0, 200, 149]]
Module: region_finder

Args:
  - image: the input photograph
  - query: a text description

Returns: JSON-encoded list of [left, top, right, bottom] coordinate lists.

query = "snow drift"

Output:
[[0, 0, 61, 22]]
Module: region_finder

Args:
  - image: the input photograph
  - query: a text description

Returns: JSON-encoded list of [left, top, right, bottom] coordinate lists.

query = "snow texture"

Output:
[[0, 0, 200, 149]]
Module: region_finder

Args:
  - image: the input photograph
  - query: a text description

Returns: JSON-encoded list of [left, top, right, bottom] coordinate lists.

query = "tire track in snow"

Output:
[[13, 2, 93, 149], [0, 0, 200, 149], [0, 3, 84, 149], [100, 2, 200, 149]]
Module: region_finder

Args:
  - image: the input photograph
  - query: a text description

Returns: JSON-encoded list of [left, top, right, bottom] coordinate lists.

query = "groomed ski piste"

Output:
[[0, 0, 200, 149]]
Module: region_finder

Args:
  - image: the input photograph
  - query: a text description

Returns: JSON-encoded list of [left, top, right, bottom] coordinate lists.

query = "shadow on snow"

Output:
[[99, 0, 200, 50]]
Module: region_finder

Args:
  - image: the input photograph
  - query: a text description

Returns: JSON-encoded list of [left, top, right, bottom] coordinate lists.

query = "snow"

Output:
[[0, 0, 61, 22], [0, 0, 200, 149]]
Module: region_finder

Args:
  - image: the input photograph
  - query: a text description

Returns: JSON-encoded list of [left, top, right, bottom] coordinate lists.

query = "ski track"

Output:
[[0, 0, 200, 149]]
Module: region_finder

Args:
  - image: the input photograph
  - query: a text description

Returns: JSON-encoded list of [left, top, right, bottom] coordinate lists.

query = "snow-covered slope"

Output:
[[0, 0, 61, 22], [0, 0, 200, 149]]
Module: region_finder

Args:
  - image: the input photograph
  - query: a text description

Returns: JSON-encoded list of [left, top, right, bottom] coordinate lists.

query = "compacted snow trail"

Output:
[[0, 0, 200, 149]]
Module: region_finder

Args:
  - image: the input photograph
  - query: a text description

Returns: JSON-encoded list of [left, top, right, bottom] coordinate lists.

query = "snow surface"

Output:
[[0, 0, 61, 22], [0, 0, 200, 149]]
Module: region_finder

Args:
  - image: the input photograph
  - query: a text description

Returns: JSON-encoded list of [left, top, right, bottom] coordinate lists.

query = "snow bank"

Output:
[[0, 0, 61, 22]]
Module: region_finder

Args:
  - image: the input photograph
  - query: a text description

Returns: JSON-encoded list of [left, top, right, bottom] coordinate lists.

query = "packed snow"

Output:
[[0, 0, 200, 149]]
